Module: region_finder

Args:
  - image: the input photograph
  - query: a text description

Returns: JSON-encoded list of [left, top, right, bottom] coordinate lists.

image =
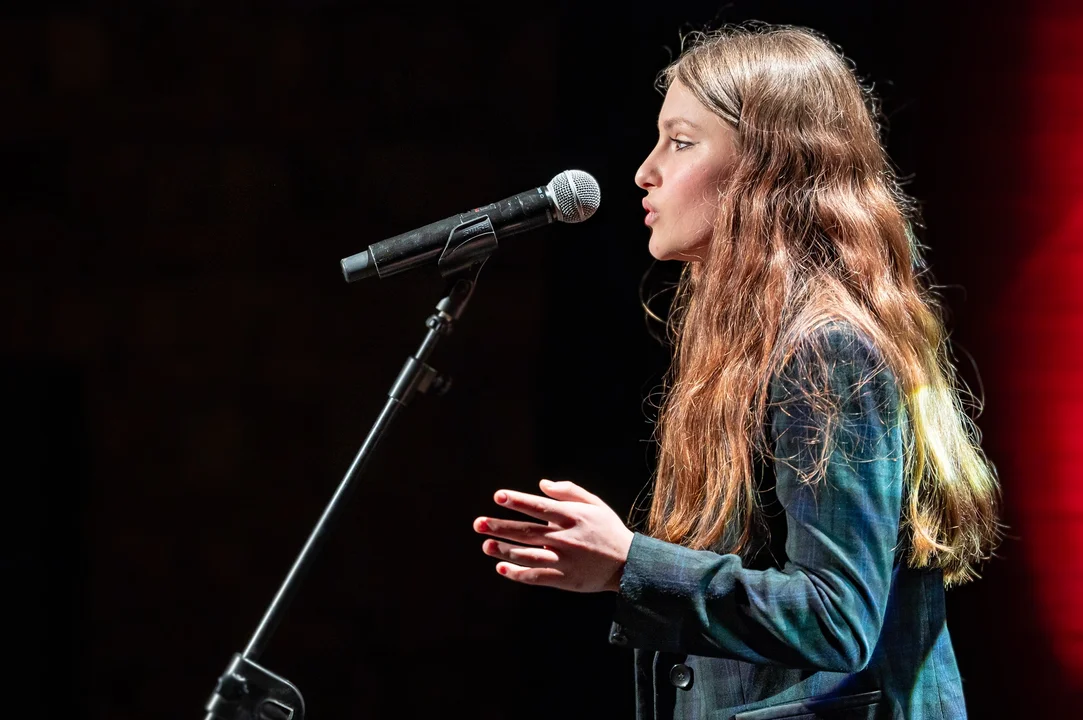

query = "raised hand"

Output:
[[473, 479, 634, 593]]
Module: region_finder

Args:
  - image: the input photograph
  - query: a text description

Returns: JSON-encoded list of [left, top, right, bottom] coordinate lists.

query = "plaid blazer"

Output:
[[608, 325, 967, 719]]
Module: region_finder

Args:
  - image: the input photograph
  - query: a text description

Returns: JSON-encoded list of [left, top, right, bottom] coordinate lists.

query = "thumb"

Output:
[[539, 478, 603, 506]]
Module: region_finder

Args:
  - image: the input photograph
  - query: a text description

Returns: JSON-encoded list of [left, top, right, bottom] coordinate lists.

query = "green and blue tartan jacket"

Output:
[[609, 324, 967, 719]]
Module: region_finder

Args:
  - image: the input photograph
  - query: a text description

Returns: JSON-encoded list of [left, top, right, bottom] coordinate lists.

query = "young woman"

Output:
[[473, 24, 1000, 719]]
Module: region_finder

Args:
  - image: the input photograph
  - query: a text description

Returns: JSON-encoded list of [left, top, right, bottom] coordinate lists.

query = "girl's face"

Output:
[[635, 80, 738, 262]]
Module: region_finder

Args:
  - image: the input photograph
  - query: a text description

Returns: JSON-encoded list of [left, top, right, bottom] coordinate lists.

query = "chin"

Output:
[[649, 241, 690, 262], [650, 234, 709, 262], [648, 236, 676, 261]]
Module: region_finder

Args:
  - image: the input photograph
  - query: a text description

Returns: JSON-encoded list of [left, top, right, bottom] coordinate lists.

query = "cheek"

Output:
[[649, 169, 720, 260], [669, 164, 718, 217], [666, 165, 720, 238]]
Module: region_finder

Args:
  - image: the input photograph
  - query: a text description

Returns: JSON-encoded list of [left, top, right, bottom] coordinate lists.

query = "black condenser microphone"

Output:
[[340, 170, 600, 282]]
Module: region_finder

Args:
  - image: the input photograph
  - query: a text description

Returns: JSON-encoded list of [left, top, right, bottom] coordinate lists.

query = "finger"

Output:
[[495, 562, 567, 587], [482, 539, 560, 567], [538, 478, 603, 506], [494, 489, 571, 525], [473, 516, 554, 546]]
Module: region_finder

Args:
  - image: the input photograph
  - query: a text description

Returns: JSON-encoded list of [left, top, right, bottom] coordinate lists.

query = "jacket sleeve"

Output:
[[610, 326, 904, 673]]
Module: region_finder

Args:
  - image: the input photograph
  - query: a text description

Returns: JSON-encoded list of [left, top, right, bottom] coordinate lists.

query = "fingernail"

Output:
[[495, 491, 508, 504], [497, 564, 508, 575], [477, 518, 489, 532]]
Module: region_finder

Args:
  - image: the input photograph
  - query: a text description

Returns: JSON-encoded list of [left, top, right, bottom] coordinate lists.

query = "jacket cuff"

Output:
[[609, 532, 691, 651]]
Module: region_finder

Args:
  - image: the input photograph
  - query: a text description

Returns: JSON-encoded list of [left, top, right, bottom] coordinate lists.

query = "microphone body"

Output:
[[341, 170, 599, 282]]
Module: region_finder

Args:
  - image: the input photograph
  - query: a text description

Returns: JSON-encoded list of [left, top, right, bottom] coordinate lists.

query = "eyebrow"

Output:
[[660, 116, 701, 132]]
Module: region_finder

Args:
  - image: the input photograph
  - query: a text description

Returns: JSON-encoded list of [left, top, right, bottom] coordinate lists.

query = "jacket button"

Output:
[[669, 663, 694, 690]]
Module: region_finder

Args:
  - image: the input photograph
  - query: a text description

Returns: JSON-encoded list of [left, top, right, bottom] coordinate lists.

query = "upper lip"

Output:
[[642, 198, 657, 214]]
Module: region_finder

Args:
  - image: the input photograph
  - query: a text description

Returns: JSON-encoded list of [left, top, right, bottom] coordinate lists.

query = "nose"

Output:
[[635, 150, 659, 190]]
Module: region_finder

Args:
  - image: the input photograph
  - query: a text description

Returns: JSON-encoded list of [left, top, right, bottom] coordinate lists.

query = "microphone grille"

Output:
[[547, 170, 601, 224]]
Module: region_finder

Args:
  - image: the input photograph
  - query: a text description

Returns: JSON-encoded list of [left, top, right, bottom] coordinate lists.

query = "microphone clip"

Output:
[[437, 214, 498, 278]]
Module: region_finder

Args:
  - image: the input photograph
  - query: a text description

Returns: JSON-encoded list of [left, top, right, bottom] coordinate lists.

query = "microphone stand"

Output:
[[203, 215, 501, 719]]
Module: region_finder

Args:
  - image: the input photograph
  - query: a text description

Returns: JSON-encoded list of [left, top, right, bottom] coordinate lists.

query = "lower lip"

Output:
[[645, 211, 658, 226]]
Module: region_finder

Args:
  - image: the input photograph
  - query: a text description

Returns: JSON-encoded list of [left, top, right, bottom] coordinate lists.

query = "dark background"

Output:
[[4, 0, 1078, 718]]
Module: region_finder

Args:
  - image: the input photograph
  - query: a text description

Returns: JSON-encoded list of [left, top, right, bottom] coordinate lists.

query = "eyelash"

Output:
[[670, 137, 694, 151]]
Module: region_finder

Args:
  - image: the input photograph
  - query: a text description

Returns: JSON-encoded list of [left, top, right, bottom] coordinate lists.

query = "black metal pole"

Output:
[[203, 264, 483, 720]]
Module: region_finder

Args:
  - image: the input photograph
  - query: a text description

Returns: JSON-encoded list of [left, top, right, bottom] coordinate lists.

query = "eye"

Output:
[[670, 137, 694, 151]]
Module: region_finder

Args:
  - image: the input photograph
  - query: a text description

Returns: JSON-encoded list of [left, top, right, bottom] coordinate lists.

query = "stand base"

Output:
[[204, 653, 305, 720]]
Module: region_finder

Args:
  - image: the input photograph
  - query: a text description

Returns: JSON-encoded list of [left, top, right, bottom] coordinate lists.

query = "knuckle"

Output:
[[562, 536, 587, 552]]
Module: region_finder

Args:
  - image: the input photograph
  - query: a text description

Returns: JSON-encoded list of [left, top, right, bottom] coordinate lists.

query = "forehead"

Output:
[[654, 82, 732, 139], [660, 81, 701, 111], [658, 81, 723, 131]]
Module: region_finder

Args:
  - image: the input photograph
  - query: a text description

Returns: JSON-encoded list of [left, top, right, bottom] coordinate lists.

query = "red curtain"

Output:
[[1006, 0, 1083, 687]]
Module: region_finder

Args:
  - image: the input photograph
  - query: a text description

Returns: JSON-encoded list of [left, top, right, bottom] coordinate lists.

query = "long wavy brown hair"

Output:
[[645, 24, 1001, 587]]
